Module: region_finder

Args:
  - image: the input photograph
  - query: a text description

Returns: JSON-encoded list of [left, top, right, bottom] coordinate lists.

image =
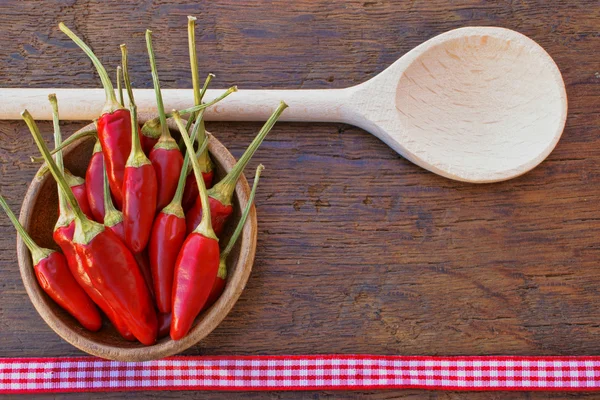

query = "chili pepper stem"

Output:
[[102, 161, 123, 228], [218, 164, 264, 279], [120, 44, 135, 107], [126, 105, 151, 167], [30, 126, 97, 163], [162, 115, 208, 218], [116, 66, 124, 107], [49, 94, 75, 230], [0, 195, 52, 265], [146, 30, 177, 151], [141, 85, 236, 141], [173, 111, 217, 240], [210, 101, 288, 206], [59, 23, 122, 115], [22, 110, 104, 244], [182, 72, 214, 150]]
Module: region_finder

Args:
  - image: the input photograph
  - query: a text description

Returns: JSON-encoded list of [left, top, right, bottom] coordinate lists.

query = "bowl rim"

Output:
[[17, 114, 257, 361]]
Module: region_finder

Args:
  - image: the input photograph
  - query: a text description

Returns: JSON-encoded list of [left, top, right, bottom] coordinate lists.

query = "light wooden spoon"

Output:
[[0, 26, 567, 183]]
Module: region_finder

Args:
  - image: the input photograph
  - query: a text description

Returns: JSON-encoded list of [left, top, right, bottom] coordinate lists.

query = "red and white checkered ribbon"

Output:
[[1, 355, 600, 393]]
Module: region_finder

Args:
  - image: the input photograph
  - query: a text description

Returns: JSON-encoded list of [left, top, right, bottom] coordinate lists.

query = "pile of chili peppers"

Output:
[[0, 19, 287, 344]]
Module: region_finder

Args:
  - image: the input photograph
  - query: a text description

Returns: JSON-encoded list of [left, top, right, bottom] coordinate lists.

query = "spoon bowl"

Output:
[[349, 26, 568, 182], [0, 27, 567, 182]]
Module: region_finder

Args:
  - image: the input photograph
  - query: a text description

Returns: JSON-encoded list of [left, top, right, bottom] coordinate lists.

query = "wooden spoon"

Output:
[[0, 27, 567, 183]]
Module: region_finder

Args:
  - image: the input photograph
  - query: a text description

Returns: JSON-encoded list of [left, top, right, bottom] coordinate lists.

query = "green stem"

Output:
[[184, 73, 214, 143], [222, 164, 263, 259], [58, 23, 121, 114], [210, 101, 288, 206], [141, 85, 237, 139], [169, 116, 207, 207], [48, 94, 69, 221], [126, 104, 150, 167], [0, 195, 48, 262], [102, 161, 123, 228], [173, 111, 216, 240], [188, 16, 201, 109], [30, 126, 97, 163], [22, 110, 103, 244], [120, 44, 135, 107], [22, 111, 86, 222], [146, 30, 172, 143], [116, 66, 124, 107]]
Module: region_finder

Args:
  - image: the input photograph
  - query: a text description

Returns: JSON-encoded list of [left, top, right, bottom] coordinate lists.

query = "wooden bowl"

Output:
[[16, 115, 257, 361]]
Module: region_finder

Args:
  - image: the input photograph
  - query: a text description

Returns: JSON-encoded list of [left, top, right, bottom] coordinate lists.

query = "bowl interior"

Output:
[[17, 117, 256, 361]]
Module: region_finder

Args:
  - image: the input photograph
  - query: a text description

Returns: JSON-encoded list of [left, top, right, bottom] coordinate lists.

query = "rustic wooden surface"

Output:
[[1, 0, 600, 398]]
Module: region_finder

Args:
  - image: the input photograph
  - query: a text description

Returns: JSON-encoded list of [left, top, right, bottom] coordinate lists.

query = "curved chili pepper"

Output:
[[49, 97, 134, 340], [186, 102, 288, 236], [85, 140, 105, 222], [145, 30, 184, 210], [205, 165, 263, 309], [60, 23, 130, 209], [102, 162, 125, 243], [0, 196, 102, 331], [24, 109, 157, 345], [122, 101, 158, 253], [170, 112, 220, 340], [148, 127, 208, 313]]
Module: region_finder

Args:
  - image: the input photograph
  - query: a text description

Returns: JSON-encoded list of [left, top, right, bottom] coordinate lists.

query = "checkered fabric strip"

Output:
[[1, 355, 600, 393]]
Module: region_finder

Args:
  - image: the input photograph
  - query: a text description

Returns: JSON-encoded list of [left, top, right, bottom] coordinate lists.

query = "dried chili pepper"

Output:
[[0, 195, 102, 331], [148, 128, 208, 313], [122, 103, 157, 253], [146, 30, 184, 210], [24, 110, 157, 345], [85, 139, 105, 222], [60, 23, 130, 209], [102, 162, 125, 243], [206, 164, 263, 309], [186, 102, 288, 236], [170, 111, 220, 340]]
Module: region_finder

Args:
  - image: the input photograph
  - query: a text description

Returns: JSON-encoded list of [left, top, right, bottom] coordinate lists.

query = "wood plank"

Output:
[[1, 0, 600, 398]]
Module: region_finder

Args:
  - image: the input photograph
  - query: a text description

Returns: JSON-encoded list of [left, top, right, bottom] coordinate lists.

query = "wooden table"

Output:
[[1, 1, 599, 398]]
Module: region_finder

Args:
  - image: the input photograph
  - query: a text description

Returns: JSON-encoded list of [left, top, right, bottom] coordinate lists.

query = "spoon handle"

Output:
[[0, 88, 353, 122]]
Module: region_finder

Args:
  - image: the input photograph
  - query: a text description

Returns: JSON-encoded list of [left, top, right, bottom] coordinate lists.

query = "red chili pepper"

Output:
[[205, 165, 263, 309], [145, 30, 184, 211], [186, 102, 288, 236], [62, 169, 93, 220], [157, 312, 172, 339], [134, 250, 155, 301], [148, 126, 208, 313], [0, 195, 102, 331], [102, 161, 126, 243], [47, 94, 135, 339], [85, 139, 105, 222], [170, 111, 220, 340], [60, 23, 130, 209], [24, 109, 157, 345], [122, 101, 158, 253]]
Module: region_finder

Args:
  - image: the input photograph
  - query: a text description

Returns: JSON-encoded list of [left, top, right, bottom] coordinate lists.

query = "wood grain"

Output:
[[1, 0, 600, 398]]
